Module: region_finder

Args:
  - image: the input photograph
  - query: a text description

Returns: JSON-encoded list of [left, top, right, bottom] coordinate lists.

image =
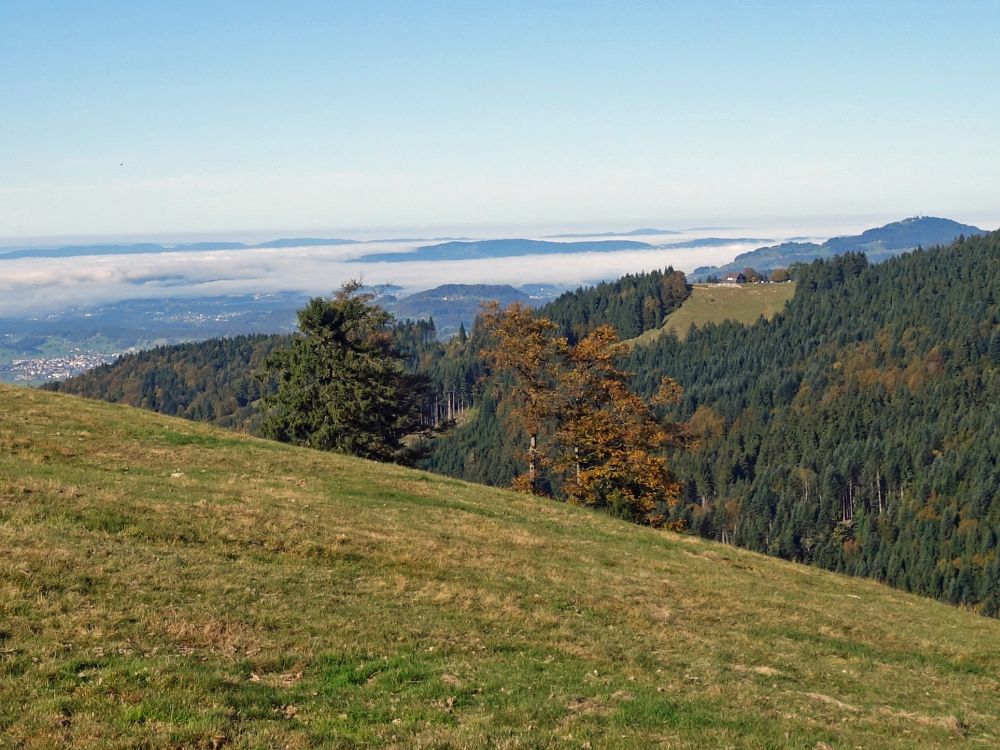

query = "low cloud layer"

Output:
[[0, 226, 834, 318]]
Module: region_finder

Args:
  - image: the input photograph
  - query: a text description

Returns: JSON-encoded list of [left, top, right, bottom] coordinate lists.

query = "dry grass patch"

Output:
[[2, 384, 1000, 749]]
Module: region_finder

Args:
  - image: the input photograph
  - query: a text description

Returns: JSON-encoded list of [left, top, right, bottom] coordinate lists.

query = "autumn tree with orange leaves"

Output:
[[555, 324, 690, 524], [481, 304, 691, 525], [479, 301, 567, 492]]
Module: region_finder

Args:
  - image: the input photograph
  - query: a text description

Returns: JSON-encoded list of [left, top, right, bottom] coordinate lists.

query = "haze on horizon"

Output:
[[2, 1, 999, 242], [0, 226, 809, 317]]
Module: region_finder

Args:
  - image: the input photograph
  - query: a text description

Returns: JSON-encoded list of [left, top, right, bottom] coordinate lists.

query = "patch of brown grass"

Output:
[[2, 383, 1000, 749]]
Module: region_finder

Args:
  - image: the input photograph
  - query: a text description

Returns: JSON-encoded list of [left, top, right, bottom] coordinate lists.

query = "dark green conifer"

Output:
[[257, 281, 428, 462]]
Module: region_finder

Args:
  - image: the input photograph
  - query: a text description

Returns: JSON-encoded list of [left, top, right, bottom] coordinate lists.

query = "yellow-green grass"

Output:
[[632, 283, 796, 345], [1, 384, 998, 749]]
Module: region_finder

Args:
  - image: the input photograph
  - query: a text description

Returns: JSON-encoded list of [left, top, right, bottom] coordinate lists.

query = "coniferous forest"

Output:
[[635, 235, 1000, 615], [44, 335, 287, 431], [539, 266, 690, 342], [426, 233, 1000, 616], [48, 237, 1000, 616]]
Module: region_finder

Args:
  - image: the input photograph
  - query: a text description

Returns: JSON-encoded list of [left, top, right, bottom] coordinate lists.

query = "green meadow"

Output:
[[631, 283, 796, 345], [1, 383, 997, 749]]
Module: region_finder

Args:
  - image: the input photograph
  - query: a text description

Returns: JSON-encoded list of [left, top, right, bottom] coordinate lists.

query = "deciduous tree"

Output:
[[480, 301, 567, 490], [555, 325, 690, 524], [481, 305, 690, 523]]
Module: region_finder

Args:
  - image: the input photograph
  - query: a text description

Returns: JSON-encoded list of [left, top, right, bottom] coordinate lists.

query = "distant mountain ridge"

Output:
[[0, 238, 361, 261], [693, 216, 985, 279], [660, 237, 772, 249], [352, 238, 654, 263], [395, 283, 530, 305], [544, 228, 680, 238], [0, 236, 476, 261]]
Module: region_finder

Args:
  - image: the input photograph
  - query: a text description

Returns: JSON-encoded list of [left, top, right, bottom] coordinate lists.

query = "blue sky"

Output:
[[2, 1, 998, 240]]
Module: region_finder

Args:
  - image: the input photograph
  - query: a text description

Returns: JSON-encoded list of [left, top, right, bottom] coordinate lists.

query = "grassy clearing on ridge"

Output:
[[631, 282, 796, 345]]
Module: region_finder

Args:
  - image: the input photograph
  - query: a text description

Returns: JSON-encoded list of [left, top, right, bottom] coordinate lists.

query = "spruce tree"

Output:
[[257, 281, 428, 462]]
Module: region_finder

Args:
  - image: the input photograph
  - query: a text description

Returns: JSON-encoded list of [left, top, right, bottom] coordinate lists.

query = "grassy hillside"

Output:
[[631, 282, 795, 344], [2, 385, 999, 749]]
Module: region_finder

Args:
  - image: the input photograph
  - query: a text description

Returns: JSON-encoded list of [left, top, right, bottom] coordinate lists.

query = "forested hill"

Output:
[[628, 234, 1000, 615], [538, 266, 690, 342], [43, 322, 459, 432], [43, 335, 287, 431], [693, 215, 986, 278], [428, 232, 1000, 616], [389, 284, 532, 337]]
